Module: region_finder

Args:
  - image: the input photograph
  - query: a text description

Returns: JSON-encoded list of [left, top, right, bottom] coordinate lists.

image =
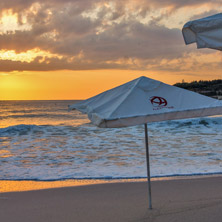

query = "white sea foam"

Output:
[[0, 101, 221, 180]]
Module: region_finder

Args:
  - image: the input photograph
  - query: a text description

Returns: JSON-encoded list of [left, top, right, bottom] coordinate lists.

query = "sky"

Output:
[[0, 0, 222, 100]]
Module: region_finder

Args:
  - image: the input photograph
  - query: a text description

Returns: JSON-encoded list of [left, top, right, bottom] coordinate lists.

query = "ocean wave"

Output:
[[153, 116, 222, 128], [0, 124, 41, 136], [0, 116, 221, 136], [1, 116, 221, 181]]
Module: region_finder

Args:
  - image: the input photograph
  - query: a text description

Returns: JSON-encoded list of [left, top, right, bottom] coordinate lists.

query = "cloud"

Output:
[[0, 0, 222, 73], [189, 9, 221, 21]]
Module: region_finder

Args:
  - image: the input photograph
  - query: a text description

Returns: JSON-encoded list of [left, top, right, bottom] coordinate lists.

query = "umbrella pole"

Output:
[[144, 123, 152, 209]]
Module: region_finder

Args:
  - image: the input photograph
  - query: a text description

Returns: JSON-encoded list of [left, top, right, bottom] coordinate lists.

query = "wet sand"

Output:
[[0, 176, 222, 222]]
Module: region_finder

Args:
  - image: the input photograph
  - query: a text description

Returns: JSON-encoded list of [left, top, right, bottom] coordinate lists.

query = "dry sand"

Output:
[[0, 176, 222, 222]]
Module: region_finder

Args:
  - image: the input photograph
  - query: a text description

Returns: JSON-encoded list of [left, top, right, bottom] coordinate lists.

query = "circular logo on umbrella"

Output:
[[150, 96, 168, 107]]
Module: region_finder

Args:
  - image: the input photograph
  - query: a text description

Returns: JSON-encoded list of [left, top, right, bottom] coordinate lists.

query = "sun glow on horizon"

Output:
[[0, 70, 221, 100]]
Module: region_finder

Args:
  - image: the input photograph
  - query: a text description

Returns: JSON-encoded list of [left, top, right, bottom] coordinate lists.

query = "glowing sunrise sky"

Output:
[[0, 0, 222, 100]]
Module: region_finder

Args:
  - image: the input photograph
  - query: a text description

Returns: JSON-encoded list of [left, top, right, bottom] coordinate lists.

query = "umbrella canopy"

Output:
[[69, 76, 222, 128], [182, 13, 222, 50]]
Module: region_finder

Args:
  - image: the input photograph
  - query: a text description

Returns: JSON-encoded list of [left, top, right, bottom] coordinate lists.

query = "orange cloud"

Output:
[[0, 0, 221, 75]]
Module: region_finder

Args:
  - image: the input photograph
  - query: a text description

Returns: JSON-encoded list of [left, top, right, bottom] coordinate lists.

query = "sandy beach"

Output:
[[0, 176, 222, 222]]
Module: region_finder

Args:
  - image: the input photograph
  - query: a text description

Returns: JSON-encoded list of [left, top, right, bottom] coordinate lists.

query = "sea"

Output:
[[0, 100, 221, 181]]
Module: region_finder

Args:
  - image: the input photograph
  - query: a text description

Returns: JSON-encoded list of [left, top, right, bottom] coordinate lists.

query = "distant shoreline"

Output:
[[174, 79, 222, 99]]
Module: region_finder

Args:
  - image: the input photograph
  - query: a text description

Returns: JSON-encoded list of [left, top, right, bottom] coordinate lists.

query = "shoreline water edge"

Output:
[[1, 173, 222, 193]]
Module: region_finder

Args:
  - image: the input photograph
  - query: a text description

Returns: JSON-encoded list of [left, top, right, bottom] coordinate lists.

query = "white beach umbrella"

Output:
[[69, 76, 222, 209], [182, 13, 222, 50]]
